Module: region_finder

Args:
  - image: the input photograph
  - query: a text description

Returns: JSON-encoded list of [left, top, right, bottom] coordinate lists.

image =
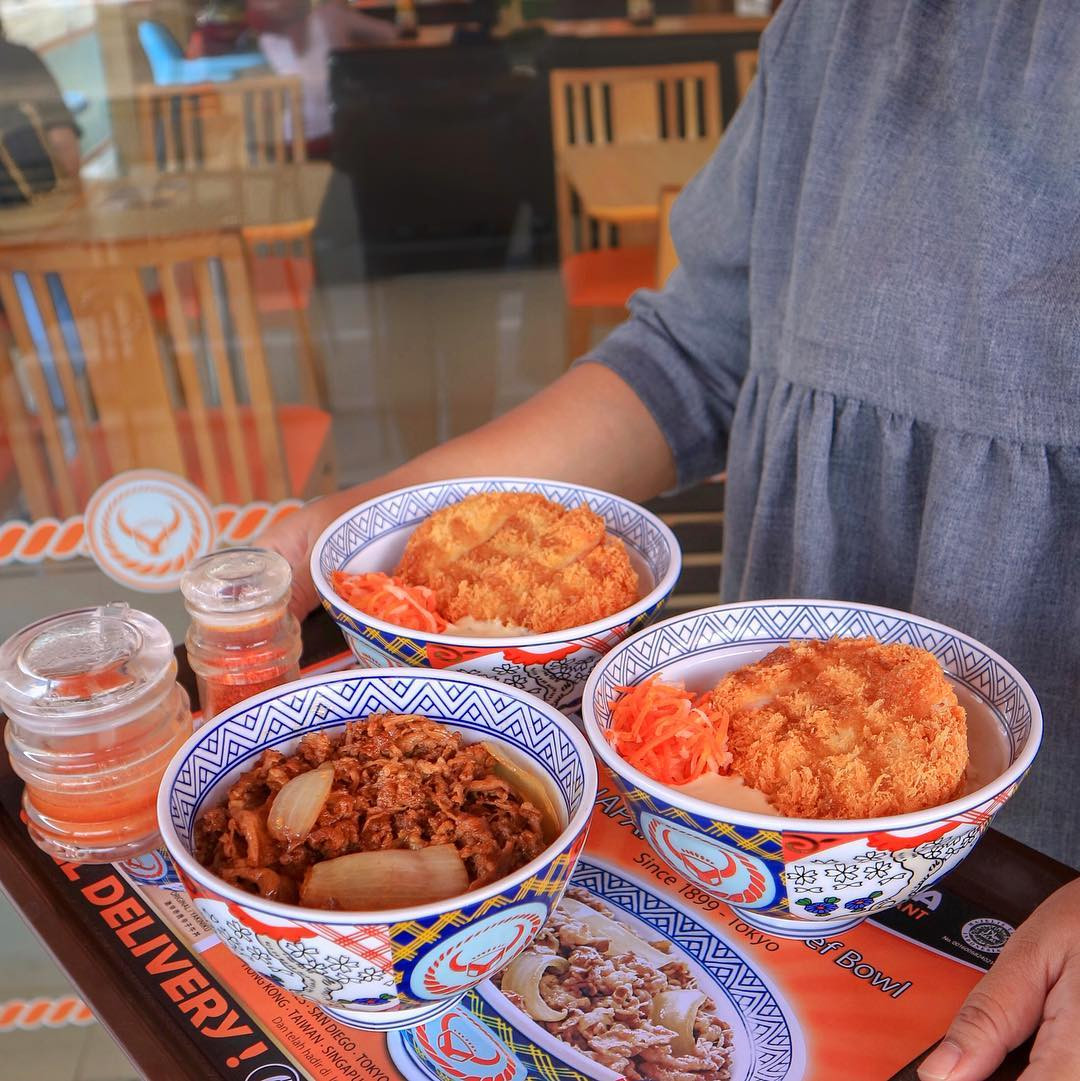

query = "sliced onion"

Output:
[[501, 952, 569, 1022], [651, 989, 706, 1056], [559, 896, 673, 968], [300, 844, 469, 910], [267, 763, 334, 847], [481, 741, 562, 844]]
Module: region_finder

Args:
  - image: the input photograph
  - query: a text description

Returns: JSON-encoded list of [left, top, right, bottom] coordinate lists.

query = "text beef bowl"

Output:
[[310, 477, 681, 711], [158, 668, 597, 1031], [582, 600, 1042, 939]]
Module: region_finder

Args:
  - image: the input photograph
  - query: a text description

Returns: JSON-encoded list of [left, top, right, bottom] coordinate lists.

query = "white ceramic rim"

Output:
[[581, 599, 1044, 835], [308, 476, 682, 647], [158, 666, 599, 924]]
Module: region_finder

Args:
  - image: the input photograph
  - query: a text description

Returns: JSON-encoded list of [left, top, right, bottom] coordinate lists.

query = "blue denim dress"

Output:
[[590, 0, 1080, 867]]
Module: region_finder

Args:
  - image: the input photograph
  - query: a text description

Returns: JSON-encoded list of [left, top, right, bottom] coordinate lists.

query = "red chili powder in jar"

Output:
[[182, 549, 301, 725]]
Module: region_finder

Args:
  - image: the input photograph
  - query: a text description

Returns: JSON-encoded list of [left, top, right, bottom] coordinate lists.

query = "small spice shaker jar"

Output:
[[181, 548, 301, 726], [0, 604, 193, 863]]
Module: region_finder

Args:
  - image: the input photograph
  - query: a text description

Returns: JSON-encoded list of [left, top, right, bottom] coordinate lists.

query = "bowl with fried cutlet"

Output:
[[582, 600, 1042, 939], [311, 478, 681, 710]]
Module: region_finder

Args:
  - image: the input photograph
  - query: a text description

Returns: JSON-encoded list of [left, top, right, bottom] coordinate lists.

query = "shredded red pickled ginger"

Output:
[[331, 571, 448, 634], [606, 675, 732, 786]]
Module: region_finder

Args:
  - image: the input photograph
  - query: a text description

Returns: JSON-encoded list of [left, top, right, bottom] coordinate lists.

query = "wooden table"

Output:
[[559, 140, 714, 224], [0, 608, 1072, 1080], [0, 164, 333, 246], [543, 13, 769, 37], [358, 12, 769, 48]]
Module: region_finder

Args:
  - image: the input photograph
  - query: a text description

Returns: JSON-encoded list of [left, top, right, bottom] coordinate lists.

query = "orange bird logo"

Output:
[[116, 503, 183, 556]]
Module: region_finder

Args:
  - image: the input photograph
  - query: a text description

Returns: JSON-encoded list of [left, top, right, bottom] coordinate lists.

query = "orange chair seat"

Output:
[[249, 254, 315, 314], [67, 403, 331, 506], [149, 256, 315, 322], [561, 246, 657, 309]]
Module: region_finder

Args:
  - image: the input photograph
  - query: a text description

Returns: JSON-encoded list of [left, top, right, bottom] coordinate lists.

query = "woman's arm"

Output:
[[262, 363, 675, 617]]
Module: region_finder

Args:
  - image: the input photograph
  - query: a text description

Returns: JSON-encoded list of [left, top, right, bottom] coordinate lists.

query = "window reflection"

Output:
[[0, 0, 766, 640]]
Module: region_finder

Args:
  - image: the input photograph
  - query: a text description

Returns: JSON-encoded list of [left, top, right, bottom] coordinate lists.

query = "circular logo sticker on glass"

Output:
[[85, 470, 214, 591], [641, 812, 776, 908], [408, 902, 547, 1000]]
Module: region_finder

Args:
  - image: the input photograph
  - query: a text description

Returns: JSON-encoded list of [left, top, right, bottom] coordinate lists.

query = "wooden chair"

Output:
[[656, 185, 681, 288], [135, 77, 307, 172], [734, 50, 759, 106], [549, 63, 720, 363], [135, 78, 327, 407], [0, 233, 334, 520]]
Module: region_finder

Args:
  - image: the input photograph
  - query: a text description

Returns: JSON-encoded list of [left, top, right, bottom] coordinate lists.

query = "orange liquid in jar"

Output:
[[1, 604, 194, 863], [17, 699, 189, 851]]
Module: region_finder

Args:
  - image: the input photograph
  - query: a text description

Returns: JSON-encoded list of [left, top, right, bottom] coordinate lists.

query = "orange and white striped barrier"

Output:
[[0, 517, 86, 564], [0, 500, 301, 569], [0, 996, 96, 1032]]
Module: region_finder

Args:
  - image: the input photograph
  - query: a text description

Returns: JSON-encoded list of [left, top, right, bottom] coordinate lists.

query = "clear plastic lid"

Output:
[[0, 604, 177, 731], [181, 548, 292, 623]]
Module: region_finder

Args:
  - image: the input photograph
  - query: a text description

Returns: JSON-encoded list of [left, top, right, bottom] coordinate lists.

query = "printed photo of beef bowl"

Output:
[[389, 862, 804, 1081], [310, 477, 681, 710], [583, 600, 1042, 940], [158, 667, 597, 1031]]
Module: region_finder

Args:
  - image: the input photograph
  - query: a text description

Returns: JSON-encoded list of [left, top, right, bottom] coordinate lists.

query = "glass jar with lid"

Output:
[[181, 547, 302, 726], [0, 604, 193, 864]]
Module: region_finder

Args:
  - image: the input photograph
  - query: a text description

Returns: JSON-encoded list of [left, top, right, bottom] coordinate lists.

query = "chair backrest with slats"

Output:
[[0, 232, 287, 518], [734, 50, 759, 106], [549, 62, 720, 257], [135, 77, 307, 173], [656, 185, 681, 288]]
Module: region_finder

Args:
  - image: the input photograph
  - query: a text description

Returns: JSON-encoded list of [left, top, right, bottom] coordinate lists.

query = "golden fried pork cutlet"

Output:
[[708, 637, 968, 819], [395, 493, 639, 633]]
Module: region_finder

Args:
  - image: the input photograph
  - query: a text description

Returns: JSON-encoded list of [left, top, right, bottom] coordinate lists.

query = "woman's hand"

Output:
[[919, 877, 1080, 1081], [260, 500, 333, 621]]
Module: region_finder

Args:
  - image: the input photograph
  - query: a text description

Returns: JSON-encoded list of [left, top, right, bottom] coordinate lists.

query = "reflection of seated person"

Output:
[[249, 0, 397, 157], [0, 23, 80, 199], [187, 0, 258, 58]]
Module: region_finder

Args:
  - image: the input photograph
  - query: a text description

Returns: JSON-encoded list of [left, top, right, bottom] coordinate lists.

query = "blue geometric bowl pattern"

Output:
[[388, 860, 804, 1081], [583, 601, 1042, 935], [310, 478, 681, 709], [158, 669, 597, 1031]]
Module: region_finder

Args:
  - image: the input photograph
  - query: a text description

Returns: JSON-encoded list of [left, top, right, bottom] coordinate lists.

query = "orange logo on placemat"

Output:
[[85, 471, 214, 592]]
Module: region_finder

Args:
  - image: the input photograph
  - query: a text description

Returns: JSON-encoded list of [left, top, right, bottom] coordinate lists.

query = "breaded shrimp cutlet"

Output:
[[395, 492, 639, 634], [708, 637, 968, 819]]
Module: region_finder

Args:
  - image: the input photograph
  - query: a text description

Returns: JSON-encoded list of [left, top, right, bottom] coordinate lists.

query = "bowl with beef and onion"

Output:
[[158, 667, 596, 1031]]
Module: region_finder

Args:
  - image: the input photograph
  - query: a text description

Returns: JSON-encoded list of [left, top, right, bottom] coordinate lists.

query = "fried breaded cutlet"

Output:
[[708, 637, 968, 819], [395, 492, 639, 633]]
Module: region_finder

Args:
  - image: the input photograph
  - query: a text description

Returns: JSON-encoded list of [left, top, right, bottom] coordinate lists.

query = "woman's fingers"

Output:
[[259, 507, 321, 619], [919, 880, 1080, 1081], [1020, 959, 1080, 1080]]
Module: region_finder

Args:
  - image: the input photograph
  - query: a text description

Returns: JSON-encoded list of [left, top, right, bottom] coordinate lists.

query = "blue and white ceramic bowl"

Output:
[[158, 668, 597, 1031], [310, 478, 681, 710], [583, 600, 1042, 939]]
